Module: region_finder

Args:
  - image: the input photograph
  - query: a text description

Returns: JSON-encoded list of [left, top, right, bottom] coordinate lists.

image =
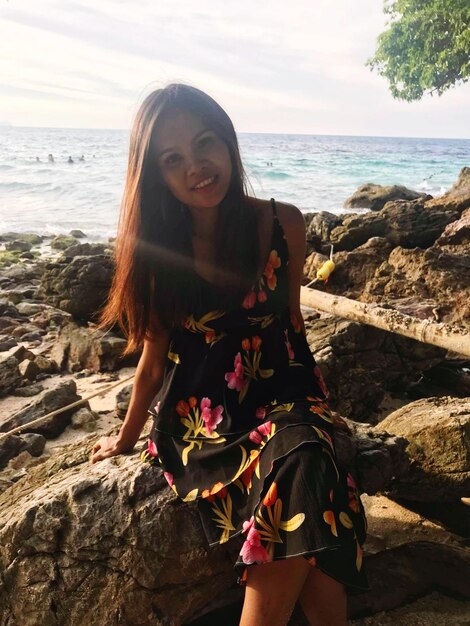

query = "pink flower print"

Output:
[[154, 401, 161, 413], [249, 420, 272, 444], [314, 365, 329, 398], [257, 289, 267, 303], [240, 526, 271, 564], [284, 329, 295, 360], [256, 407, 266, 420], [242, 516, 255, 534], [163, 472, 174, 487], [257, 421, 272, 437], [249, 430, 263, 445], [242, 289, 256, 309], [200, 397, 224, 435], [225, 352, 245, 392], [347, 473, 357, 490], [147, 438, 158, 458]]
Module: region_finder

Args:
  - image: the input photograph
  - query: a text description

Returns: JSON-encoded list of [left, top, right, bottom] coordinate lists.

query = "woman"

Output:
[[91, 83, 368, 626]]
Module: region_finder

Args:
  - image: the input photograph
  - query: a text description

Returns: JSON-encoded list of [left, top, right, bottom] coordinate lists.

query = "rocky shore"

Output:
[[0, 168, 469, 625]]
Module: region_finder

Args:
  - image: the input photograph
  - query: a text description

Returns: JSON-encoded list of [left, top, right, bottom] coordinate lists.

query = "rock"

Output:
[[61, 242, 110, 258], [69, 229, 86, 239], [5, 240, 32, 253], [0, 232, 43, 246], [436, 207, 470, 246], [305, 316, 444, 422], [19, 251, 35, 260], [0, 355, 22, 397], [425, 166, 470, 213], [50, 235, 79, 250], [19, 433, 46, 457], [343, 183, 428, 212], [39, 253, 114, 322], [363, 245, 470, 326], [0, 339, 17, 352], [306, 211, 342, 242], [0, 380, 83, 438], [33, 355, 56, 375], [20, 332, 43, 343], [11, 383, 44, 397], [15, 302, 46, 316], [0, 443, 242, 626], [377, 396, 470, 502], [349, 542, 470, 618], [329, 199, 459, 252], [18, 359, 40, 381], [71, 407, 97, 432], [116, 384, 133, 419], [50, 322, 132, 373], [0, 434, 24, 469]]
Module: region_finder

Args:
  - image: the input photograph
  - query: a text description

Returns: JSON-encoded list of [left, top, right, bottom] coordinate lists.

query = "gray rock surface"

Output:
[[377, 396, 470, 502], [39, 252, 114, 321], [50, 322, 130, 373], [0, 380, 83, 437], [343, 183, 428, 212]]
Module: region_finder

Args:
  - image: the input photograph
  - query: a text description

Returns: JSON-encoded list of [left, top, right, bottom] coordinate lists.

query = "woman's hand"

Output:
[[90, 435, 133, 464], [330, 411, 352, 434]]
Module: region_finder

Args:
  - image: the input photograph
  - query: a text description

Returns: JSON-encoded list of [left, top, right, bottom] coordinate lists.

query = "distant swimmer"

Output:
[[67, 156, 74, 164], [36, 157, 40, 162], [48, 153, 54, 162], [79, 154, 85, 161]]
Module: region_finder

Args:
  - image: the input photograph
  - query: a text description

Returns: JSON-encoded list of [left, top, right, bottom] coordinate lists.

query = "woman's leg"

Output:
[[239, 557, 310, 626], [298, 565, 348, 626]]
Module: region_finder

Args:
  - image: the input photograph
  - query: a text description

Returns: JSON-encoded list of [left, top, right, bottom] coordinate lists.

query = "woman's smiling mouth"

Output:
[[193, 175, 217, 191]]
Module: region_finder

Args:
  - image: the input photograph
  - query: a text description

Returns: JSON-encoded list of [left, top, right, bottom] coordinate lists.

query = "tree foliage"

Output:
[[367, 0, 470, 101]]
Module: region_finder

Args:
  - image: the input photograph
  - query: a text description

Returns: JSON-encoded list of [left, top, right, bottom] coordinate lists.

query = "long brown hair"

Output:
[[100, 83, 259, 353]]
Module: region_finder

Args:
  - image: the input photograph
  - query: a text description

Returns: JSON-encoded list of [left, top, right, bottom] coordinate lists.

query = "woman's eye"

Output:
[[198, 135, 213, 149], [163, 153, 180, 167]]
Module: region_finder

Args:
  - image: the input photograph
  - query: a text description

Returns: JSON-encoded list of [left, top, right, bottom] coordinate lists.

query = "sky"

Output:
[[0, 0, 469, 138]]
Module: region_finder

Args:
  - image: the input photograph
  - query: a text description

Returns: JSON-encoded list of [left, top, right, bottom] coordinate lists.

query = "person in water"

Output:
[[48, 154, 54, 162], [67, 156, 74, 164], [90, 83, 368, 626]]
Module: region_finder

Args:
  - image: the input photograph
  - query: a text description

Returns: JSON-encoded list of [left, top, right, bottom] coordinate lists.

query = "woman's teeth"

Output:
[[194, 176, 216, 189]]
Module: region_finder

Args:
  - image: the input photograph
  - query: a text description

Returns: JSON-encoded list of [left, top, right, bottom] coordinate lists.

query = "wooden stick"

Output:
[[300, 287, 470, 357]]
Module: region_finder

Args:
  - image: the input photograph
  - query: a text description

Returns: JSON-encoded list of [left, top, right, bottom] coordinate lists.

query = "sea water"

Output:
[[0, 126, 468, 241]]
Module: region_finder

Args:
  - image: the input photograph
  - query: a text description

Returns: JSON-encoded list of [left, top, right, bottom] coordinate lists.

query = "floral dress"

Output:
[[141, 199, 368, 591]]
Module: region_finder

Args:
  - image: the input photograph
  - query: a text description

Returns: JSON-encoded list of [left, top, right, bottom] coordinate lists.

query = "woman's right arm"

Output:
[[90, 329, 170, 464]]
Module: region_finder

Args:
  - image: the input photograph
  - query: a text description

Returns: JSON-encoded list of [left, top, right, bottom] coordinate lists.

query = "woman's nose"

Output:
[[186, 150, 207, 175]]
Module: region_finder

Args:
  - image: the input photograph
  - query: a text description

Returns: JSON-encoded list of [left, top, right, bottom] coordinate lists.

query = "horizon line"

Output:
[[1, 124, 470, 142]]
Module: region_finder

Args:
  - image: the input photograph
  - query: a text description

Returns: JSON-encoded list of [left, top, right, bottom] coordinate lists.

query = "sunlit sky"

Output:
[[1, 0, 469, 138]]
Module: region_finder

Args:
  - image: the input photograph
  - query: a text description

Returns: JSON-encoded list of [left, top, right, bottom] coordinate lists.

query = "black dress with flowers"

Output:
[[141, 199, 368, 591]]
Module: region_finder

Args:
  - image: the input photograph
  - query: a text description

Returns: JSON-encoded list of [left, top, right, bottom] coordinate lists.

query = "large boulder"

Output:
[[305, 315, 445, 422], [50, 322, 131, 373], [343, 183, 428, 212], [377, 396, 470, 502], [39, 251, 114, 322], [329, 199, 460, 251], [425, 166, 470, 213]]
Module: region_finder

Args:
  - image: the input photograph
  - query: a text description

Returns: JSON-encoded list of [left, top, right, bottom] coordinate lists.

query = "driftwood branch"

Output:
[[300, 287, 470, 357]]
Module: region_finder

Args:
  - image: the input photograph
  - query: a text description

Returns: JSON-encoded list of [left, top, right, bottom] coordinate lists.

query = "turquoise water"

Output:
[[0, 127, 468, 241]]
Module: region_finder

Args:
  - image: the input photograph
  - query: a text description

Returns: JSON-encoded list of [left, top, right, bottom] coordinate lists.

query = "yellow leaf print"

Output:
[[168, 351, 180, 364], [339, 511, 353, 529], [323, 510, 338, 537], [185, 310, 225, 334], [279, 513, 306, 532], [182, 488, 199, 502], [211, 492, 235, 544], [247, 314, 276, 328], [255, 487, 306, 545]]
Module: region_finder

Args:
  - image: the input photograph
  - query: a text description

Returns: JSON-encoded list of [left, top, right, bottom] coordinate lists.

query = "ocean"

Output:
[[0, 126, 469, 242]]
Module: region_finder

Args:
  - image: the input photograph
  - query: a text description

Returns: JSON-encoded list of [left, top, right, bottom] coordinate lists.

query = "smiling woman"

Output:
[[91, 83, 368, 626]]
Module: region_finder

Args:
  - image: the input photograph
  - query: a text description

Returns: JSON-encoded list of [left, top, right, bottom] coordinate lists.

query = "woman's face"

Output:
[[154, 109, 233, 211]]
